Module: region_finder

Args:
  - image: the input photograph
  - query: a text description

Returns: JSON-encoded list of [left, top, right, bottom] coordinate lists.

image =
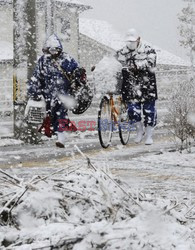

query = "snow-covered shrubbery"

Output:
[[167, 78, 195, 151], [0, 152, 194, 249]]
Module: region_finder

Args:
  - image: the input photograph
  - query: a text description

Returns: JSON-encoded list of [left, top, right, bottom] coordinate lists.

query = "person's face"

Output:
[[126, 38, 140, 51], [48, 47, 62, 57]]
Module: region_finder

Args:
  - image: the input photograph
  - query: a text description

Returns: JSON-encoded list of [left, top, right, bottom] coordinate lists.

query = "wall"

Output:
[[0, 4, 13, 44], [79, 33, 115, 73], [54, 6, 79, 60], [0, 4, 13, 118], [0, 61, 13, 114]]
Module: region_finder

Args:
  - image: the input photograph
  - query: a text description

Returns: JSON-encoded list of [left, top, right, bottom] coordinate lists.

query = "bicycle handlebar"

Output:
[[106, 91, 120, 95]]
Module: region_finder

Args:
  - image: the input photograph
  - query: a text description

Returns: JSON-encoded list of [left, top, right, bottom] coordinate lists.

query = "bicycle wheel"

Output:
[[98, 96, 113, 148], [118, 102, 130, 145]]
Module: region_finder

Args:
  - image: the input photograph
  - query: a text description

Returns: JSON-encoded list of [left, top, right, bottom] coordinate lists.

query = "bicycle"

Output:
[[98, 92, 134, 148]]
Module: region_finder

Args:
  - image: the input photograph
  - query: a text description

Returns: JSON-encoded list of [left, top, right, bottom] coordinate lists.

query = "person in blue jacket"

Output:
[[27, 34, 79, 148]]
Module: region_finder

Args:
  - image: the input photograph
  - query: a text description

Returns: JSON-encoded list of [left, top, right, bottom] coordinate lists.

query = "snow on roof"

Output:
[[155, 47, 189, 66], [80, 18, 125, 51], [0, 0, 12, 4], [56, 0, 92, 11], [80, 18, 189, 67], [57, 0, 86, 5], [0, 0, 83, 3], [0, 0, 91, 9], [0, 41, 13, 61]]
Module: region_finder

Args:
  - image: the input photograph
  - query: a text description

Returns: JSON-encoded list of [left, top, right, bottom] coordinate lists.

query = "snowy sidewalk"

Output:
[[0, 127, 173, 168]]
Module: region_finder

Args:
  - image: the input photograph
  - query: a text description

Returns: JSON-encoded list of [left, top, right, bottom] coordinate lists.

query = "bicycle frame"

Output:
[[107, 93, 122, 124], [98, 92, 131, 148]]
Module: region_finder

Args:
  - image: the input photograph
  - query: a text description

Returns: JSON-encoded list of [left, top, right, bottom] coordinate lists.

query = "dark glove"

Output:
[[122, 67, 131, 79], [130, 67, 138, 74], [127, 58, 138, 74], [79, 67, 87, 83], [73, 67, 87, 84]]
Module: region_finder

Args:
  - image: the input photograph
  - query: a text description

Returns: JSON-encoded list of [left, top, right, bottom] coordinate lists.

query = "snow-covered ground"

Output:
[[0, 129, 195, 249]]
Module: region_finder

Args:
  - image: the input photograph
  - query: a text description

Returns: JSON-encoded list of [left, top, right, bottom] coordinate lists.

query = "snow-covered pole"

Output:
[[13, 0, 23, 102], [13, 0, 26, 138], [13, 0, 37, 90], [191, 2, 195, 75], [13, 0, 38, 140], [26, 0, 37, 81], [45, 0, 55, 37], [13, 0, 19, 75]]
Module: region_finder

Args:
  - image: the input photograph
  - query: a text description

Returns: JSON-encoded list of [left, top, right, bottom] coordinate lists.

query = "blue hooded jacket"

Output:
[[27, 34, 79, 104]]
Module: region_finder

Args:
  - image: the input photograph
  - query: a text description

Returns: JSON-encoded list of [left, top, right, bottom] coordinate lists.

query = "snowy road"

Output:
[[0, 127, 169, 168]]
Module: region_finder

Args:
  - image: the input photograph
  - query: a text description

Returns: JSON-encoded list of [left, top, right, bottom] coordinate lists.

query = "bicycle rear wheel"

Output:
[[98, 96, 113, 148], [118, 102, 130, 145]]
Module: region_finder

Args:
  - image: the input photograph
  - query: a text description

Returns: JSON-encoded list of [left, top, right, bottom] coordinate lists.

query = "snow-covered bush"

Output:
[[0, 158, 195, 249], [167, 79, 195, 151]]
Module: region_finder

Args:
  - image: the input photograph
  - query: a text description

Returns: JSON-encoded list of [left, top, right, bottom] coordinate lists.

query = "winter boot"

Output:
[[56, 131, 66, 148], [134, 121, 144, 143], [145, 126, 153, 145]]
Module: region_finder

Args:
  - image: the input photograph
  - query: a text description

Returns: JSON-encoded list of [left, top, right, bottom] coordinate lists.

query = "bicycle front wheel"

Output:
[[118, 102, 130, 145], [98, 96, 113, 148]]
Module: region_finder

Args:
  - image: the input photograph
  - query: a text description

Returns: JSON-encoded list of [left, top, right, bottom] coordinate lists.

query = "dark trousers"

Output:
[[51, 101, 68, 132], [127, 100, 157, 127]]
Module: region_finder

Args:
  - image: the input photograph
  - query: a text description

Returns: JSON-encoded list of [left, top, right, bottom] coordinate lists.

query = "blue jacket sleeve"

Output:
[[70, 58, 79, 72], [61, 54, 79, 74]]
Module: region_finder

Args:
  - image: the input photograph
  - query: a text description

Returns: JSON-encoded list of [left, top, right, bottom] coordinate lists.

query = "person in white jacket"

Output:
[[116, 28, 157, 145]]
